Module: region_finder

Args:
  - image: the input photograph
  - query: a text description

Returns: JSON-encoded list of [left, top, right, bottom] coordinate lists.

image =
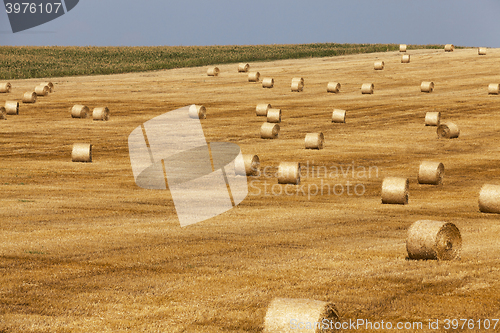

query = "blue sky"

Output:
[[1, 0, 499, 47]]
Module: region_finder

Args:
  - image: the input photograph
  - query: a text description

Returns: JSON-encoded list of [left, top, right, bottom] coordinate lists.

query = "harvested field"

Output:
[[1, 48, 500, 332]]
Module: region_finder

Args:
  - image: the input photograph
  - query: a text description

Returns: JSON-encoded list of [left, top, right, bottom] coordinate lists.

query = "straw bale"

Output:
[[277, 162, 301, 185], [71, 105, 89, 118], [406, 220, 461, 260], [478, 184, 500, 214], [418, 161, 444, 185], [188, 105, 207, 119], [305, 133, 324, 150], [72, 143, 92, 162], [267, 108, 281, 123], [263, 298, 339, 333], [260, 123, 279, 139], [381, 177, 409, 204], [326, 82, 341, 93], [92, 107, 110, 121], [437, 122, 459, 139]]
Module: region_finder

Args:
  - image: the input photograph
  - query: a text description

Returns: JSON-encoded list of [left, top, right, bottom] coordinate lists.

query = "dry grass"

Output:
[[1, 48, 500, 332]]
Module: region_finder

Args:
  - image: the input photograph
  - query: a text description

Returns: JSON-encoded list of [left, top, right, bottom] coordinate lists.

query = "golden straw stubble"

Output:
[[478, 184, 500, 214], [263, 298, 339, 333], [71, 143, 92, 163], [381, 177, 409, 205], [304, 132, 324, 149], [406, 220, 462, 260], [418, 161, 444, 185], [71, 105, 89, 118], [235, 154, 260, 176], [277, 162, 301, 185]]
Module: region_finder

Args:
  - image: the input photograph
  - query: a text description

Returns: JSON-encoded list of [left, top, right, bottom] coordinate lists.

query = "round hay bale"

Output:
[[305, 133, 324, 150], [267, 108, 281, 123], [71, 105, 89, 118], [238, 63, 250, 72], [35, 85, 49, 96], [263, 297, 339, 333], [401, 54, 410, 63], [381, 177, 409, 205], [22, 91, 36, 103], [207, 67, 220, 76], [406, 220, 462, 260], [424, 111, 440, 126], [437, 122, 459, 139], [488, 83, 500, 95], [72, 143, 92, 163], [399, 44, 407, 52], [235, 154, 260, 176], [478, 47, 487, 55], [326, 82, 341, 93], [0, 82, 11, 93], [445, 44, 454, 52], [256, 103, 271, 117], [40, 82, 53, 92], [420, 81, 434, 93], [188, 105, 207, 119], [331, 109, 346, 123], [5, 101, 19, 115], [248, 72, 260, 82], [478, 184, 500, 214], [361, 83, 374, 94], [260, 122, 279, 139], [291, 81, 303, 92], [0, 106, 6, 120], [277, 162, 301, 185], [262, 78, 274, 88], [92, 107, 110, 121], [374, 60, 384, 70], [291, 78, 304, 92], [418, 161, 444, 185]]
